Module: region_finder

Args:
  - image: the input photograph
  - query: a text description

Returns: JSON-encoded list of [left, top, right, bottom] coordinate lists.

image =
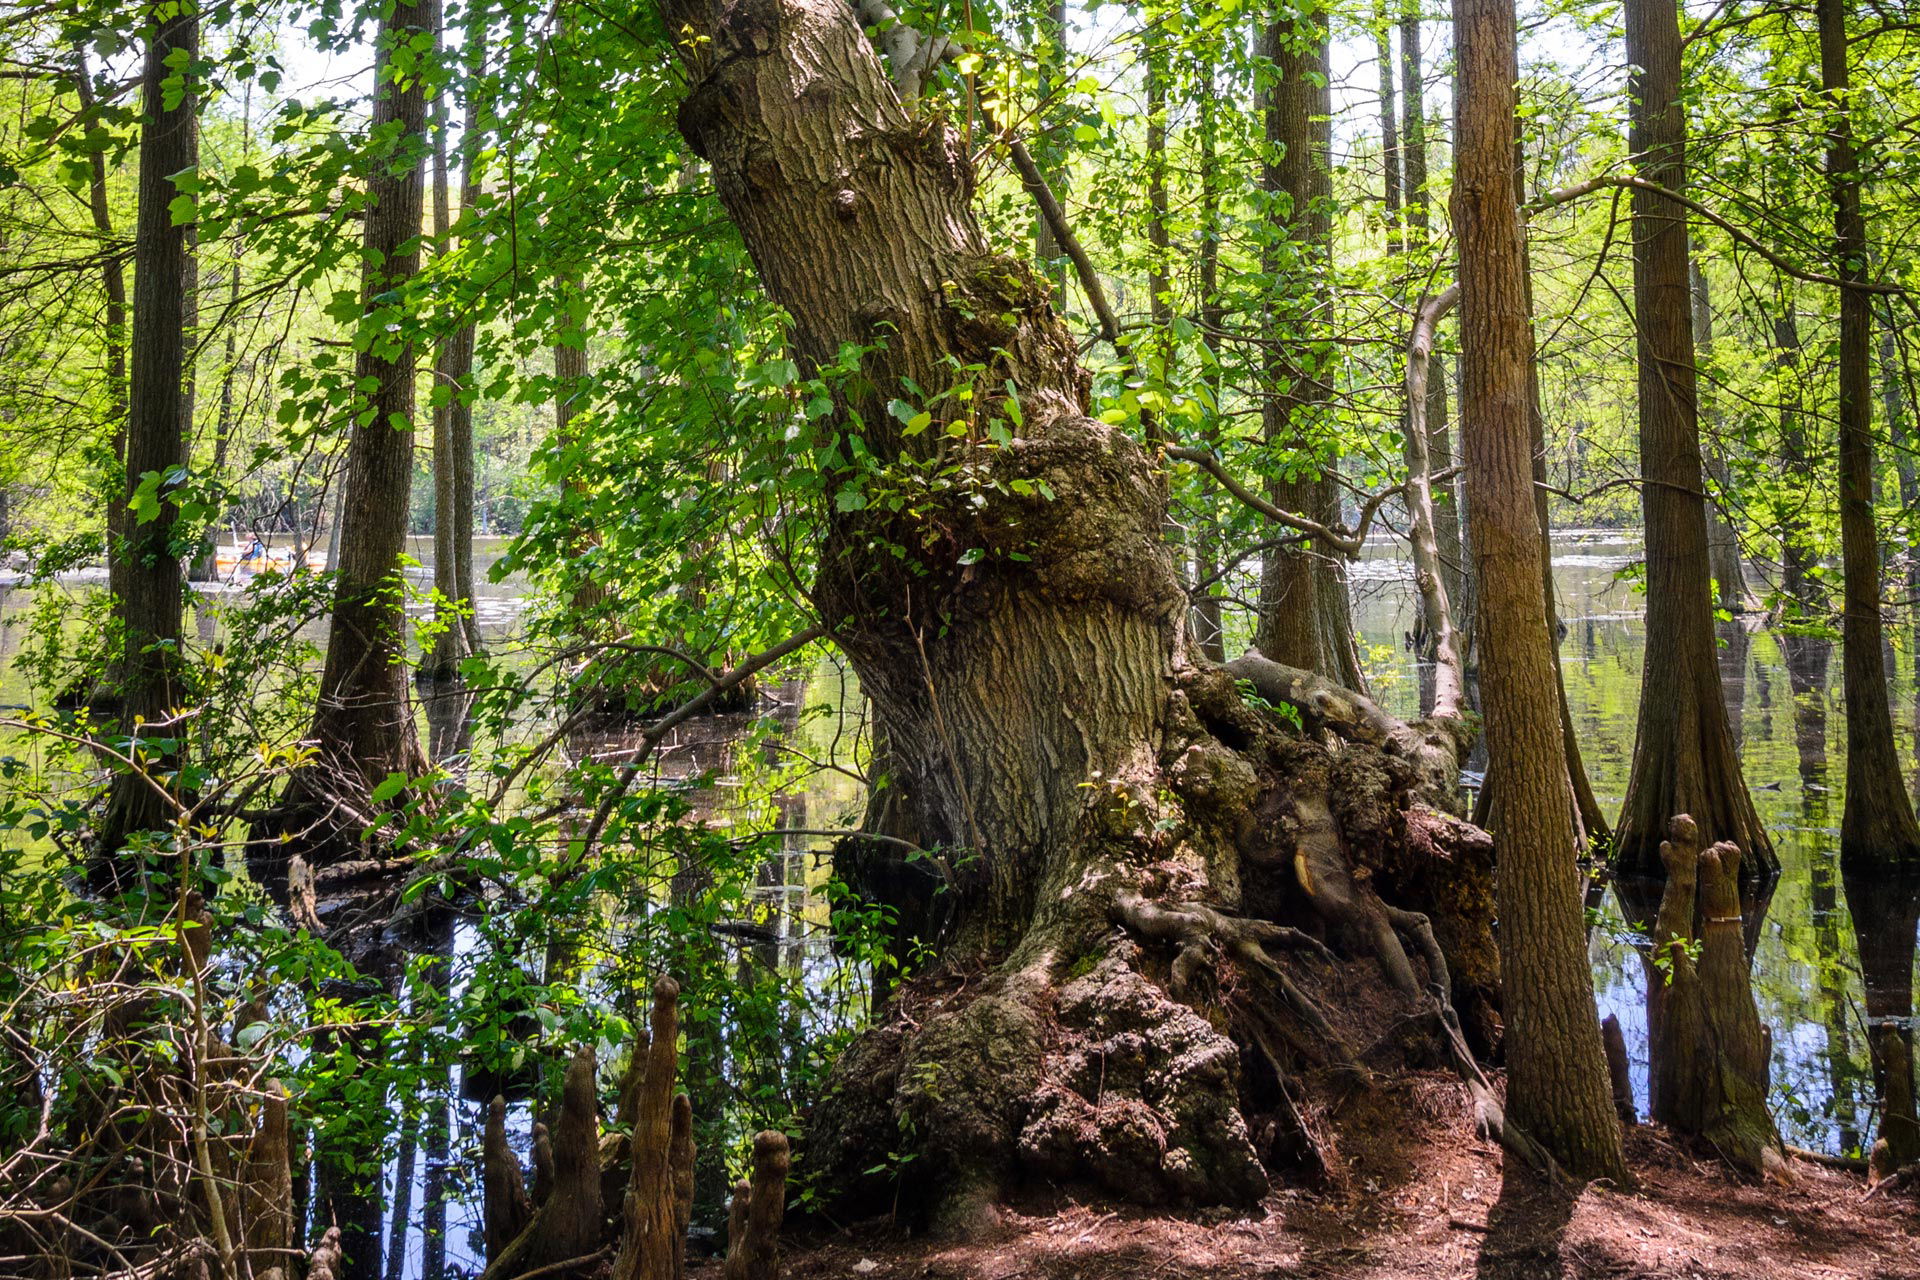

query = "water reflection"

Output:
[[1841, 860, 1920, 1168], [1355, 531, 1917, 1157]]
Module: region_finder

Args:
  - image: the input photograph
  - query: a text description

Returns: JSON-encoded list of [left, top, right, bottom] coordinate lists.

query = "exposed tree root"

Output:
[[813, 657, 1506, 1225]]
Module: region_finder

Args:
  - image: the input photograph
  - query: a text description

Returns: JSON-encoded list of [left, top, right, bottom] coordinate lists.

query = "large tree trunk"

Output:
[[1453, 0, 1626, 1181], [94, 3, 198, 871], [668, 0, 1497, 1223], [423, 7, 487, 682], [1818, 0, 1920, 867], [260, 0, 430, 862], [1613, 0, 1774, 878], [1254, 6, 1363, 691]]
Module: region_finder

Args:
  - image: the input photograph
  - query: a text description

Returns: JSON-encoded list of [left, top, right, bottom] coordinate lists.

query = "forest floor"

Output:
[[741, 1074, 1919, 1279]]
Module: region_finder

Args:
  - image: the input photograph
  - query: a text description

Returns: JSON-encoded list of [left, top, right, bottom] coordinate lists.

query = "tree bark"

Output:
[[1254, 4, 1363, 691], [1192, 53, 1226, 664], [1773, 303, 1821, 611], [1398, 7, 1469, 648], [259, 0, 430, 861], [1032, 0, 1069, 292], [94, 1, 198, 870], [424, 4, 486, 681], [1818, 0, 1920, 866], [1613, 0, 1774, 879], [666, 0, 1494, 1223], [73, 48, 131, 639], [1375, 6, 1401, 257], [1453, 0, 1626, 1181], [1688, 257, 1748, 614]]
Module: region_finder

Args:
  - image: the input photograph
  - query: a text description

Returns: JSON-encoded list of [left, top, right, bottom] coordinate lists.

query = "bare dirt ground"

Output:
[[751, 1074, 1920, 1280]]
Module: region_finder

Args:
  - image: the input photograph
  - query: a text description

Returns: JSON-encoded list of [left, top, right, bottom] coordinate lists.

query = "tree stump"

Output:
[[1648, 815, 1788, 1180], [723, 1131, 789, 1280]]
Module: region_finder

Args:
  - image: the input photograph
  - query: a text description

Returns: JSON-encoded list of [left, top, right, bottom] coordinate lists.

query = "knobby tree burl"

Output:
[[662, 0, 1505, 1222]]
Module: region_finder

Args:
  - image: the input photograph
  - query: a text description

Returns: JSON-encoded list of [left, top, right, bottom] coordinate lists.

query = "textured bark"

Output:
[[241, 1081, 293, 1265], [483, 1048, 604, 1280], [1453, 0, 1626, 1181], [721, 1131, 788, 1280], [612, 977, 682, 1280], [423, 8, 487, 680], [1613, 0, 1773, 879], [260, 0, 430, 861], [1818, 0, 1920, 867], [1405, 286, 1466, 722], [1375, 8, 1401, 256], [94, 3, 198, 869], [665, 0, 1495, 1224], [1646, 817, 1788, 1181], [1254, 7, 1362, 691]]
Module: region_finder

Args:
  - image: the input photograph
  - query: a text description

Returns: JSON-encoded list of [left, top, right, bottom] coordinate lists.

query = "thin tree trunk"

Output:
[[1453, 0, 1627, 1182], [1033, 0, 1069, 292], [1879, 279, 1917, 606], [1774, 304, 1820, 611], [1398, 3, 1469, 646], [1819, 0, 1920, 866], [262, 0, 431, 859], [424, 5, 486, 680], [73, 49, 130, 650], [1375, 5, 1401, 258], [1689, 257, 1748, 614], [94, 2, 198, 870], [1614, 0, 1773, 878], [1192, 54, 1226, 663]]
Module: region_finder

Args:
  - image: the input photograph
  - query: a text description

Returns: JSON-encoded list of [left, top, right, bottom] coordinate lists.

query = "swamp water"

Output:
[[2, 529, 1915, 1276]]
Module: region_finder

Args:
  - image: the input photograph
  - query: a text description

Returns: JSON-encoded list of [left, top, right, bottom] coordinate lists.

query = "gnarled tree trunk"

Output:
[[665, 0, 1497, 1224]]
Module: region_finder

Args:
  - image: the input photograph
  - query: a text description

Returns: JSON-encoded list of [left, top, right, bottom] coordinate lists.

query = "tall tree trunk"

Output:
[[1688, 257, 1748, 614], [1879, 282, 1918, 610], [1453, 0, 1626, 1182], [1773, 304, 1821, 611], [261, 0, 430, 858], [1613, 0, 1774, 878], [1375, 6, 1401, 257], [424, 5, 486, 681], [73, 49, 131, 664], [1255, 4, 1362, 690], [1191, 55, 1226, 663], [1033, 0, 1069, 292], [94, 2, 198, 870], [1819, 0, 1920, 866], [1398, 4, 1469, 648]]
